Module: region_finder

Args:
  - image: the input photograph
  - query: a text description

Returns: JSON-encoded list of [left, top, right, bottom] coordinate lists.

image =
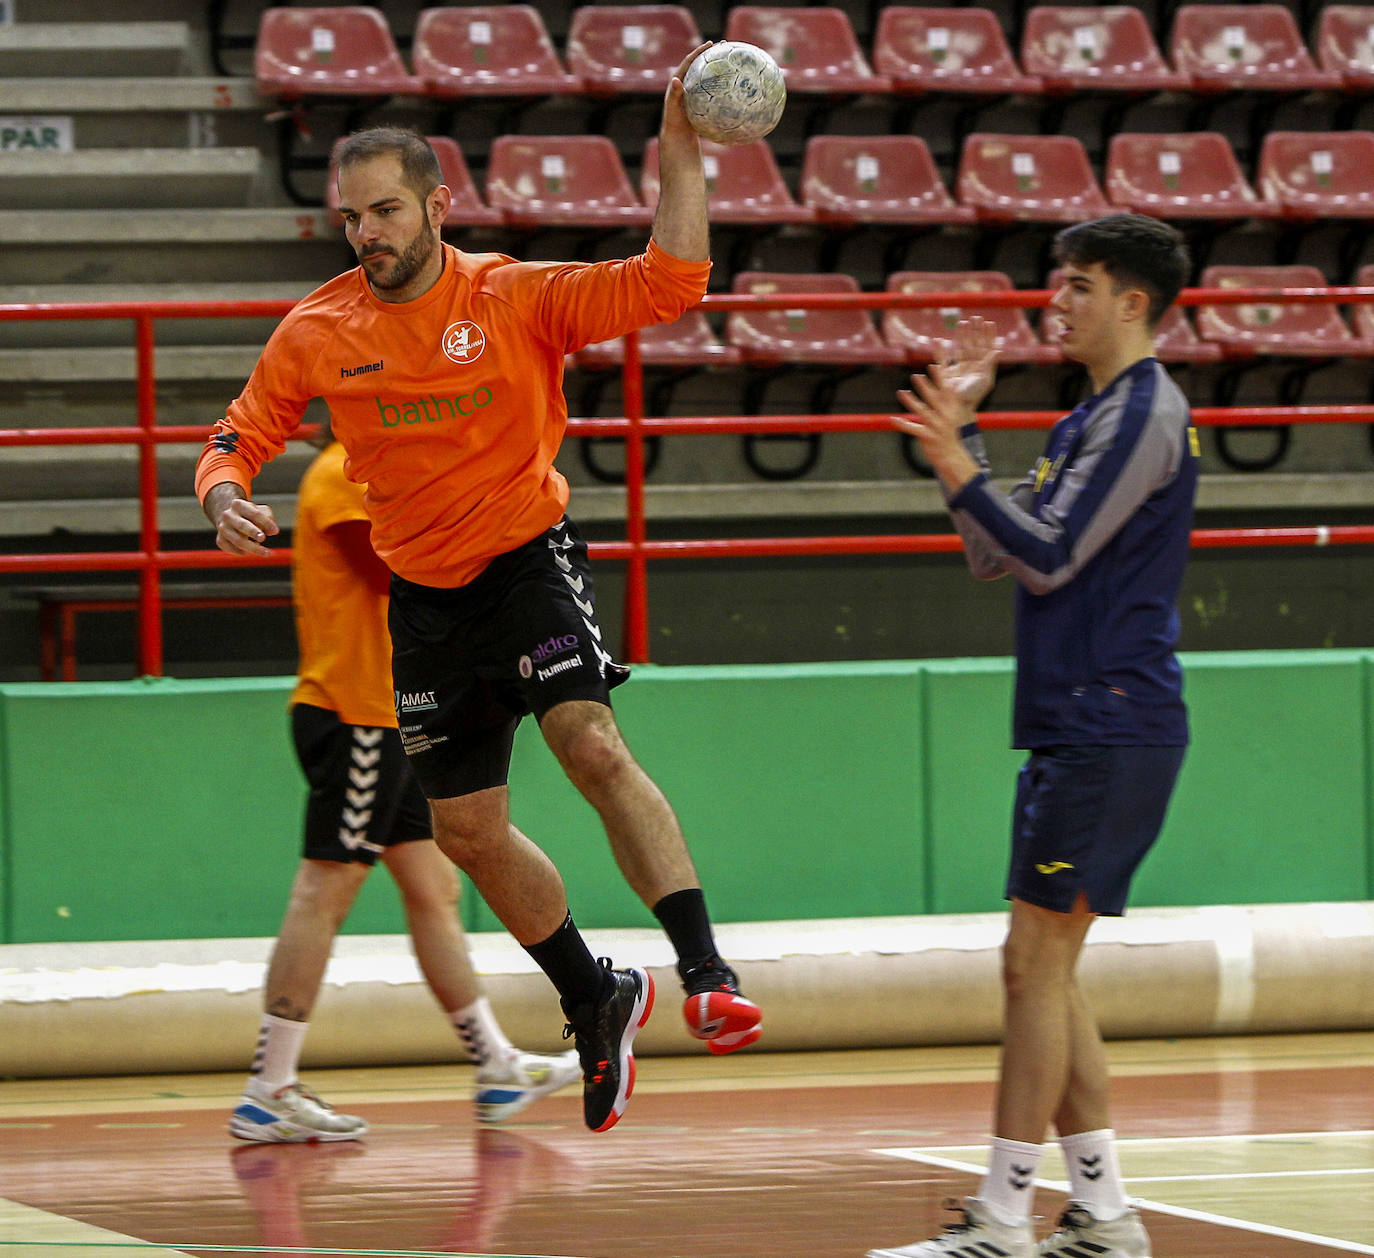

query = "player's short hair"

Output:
[[1052, 213, 1190, 327], [335, 126, 442, 206]]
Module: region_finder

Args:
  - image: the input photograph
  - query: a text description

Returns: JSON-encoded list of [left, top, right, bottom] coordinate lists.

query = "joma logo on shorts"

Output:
[[395, 690, 438, 712], [376, 389, 493, 427]]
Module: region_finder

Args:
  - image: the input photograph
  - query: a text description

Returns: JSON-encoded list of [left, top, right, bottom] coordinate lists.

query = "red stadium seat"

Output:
[[575, 310, 741, 370], [723, 7, 888, 94], [1150, 307, 1225, 364], [1316, 5, 1374, 91], [1021, 5, 1185, 94], [956, 133, 1110, 223], [484, 135, 653, 230], [882, 271, 1061, 365], [412, 5, 578, 99], [1195, 264, 1368, 358], [255, 6, 419, 100], [799, 135, 974, 226], [1347, 263, 1374, 343], [1105, 132, 1275, 221], [565, 5, 703, 96], [725, 272, 902, 367], [873, 7, 1040, 97], [325, 135, 503, 228], [1257, 131, 1374, 221], [1170, 6, 1340, 93], [641, 137, 813, 225]]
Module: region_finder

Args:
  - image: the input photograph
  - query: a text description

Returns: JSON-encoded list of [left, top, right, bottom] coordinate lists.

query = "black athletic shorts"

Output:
[[387, 516, 629, 801], [1005, 744, 1186, 916], [292, 702, 432, 865]]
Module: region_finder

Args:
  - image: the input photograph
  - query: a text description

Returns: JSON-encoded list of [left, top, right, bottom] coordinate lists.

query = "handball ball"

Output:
[[681, 41, 786, 146]]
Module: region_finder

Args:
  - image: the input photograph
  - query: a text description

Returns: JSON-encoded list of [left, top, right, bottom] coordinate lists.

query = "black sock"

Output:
[[523, 913, 608, 1010], [652, 887, 717, 976]]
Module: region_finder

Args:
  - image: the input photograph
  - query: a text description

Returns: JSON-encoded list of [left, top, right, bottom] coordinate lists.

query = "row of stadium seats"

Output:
[[566, 264, 1374, 378], [254, 4, 1374, 104], [327, 130, 1374, 237]]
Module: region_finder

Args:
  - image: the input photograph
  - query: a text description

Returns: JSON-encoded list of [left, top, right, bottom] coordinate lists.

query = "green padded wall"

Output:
[[0, 651, 1370, 943], [491, 663, 930, 934], [0, 678, 475, 943], [1134, 651, 1370, 907]]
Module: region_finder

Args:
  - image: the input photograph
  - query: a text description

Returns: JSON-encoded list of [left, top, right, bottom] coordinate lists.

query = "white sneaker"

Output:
[[474, 1049, 582, 1123], [229, 1078, 367, 1143], [867, 1197, 1035, 1258], [1037, 1203, 1151, 1257]]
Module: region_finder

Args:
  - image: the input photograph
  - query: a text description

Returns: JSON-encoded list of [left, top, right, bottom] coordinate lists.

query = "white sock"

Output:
[[978, 1136, 1043, 1225], [1060, 1128, 1130, 1220], [249, 1013, 308, 1089], [451, 996, 516, 1068]]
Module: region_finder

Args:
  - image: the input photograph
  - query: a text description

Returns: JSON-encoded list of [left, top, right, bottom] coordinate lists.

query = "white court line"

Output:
[[873, 1148, 1374, 1255], [1117, 1130, 1374, 1147], [1129, 1168, 1374, 1184]]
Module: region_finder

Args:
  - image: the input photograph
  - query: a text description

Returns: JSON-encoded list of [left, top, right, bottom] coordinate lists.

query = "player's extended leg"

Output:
[[868, 899, 1097, 1256], [538, 698, 761, 1054], [428, 786, 651, 1133], [1036, 980, 1151, 1257], [995, 896, 1097, 1143], [230, 859, 371, 1143], [380, 837, 579, 1123]]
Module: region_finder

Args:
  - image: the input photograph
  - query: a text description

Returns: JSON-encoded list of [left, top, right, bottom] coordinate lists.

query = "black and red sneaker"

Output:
[[680, 957, 761, 1054], [562, 959, 654, 1132]]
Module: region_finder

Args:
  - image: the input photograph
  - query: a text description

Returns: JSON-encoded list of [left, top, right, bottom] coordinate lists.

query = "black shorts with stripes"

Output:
[[292, 703, 431, 865], [387, 517, 629, 801]]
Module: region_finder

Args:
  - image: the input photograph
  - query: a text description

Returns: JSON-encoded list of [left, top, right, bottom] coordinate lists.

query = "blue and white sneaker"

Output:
[[474, 1049, 582, 1123], [229, 1078, 367, 1143]]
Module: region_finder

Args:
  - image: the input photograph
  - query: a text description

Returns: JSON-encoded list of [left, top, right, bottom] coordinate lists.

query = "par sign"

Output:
[[0, 116, 74, 151]]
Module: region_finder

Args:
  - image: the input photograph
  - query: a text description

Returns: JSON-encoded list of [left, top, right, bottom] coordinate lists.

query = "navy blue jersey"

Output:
[[947, 357, 1197, 747]]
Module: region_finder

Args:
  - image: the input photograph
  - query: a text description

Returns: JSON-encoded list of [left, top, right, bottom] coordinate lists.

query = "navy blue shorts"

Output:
[[1006, 744, 1185, 916], [292, 703, 431, 865], [387, 517, 629, 801]]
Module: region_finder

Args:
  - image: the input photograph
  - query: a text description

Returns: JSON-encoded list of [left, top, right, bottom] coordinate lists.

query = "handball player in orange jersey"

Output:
[[229, 426, 581, 1144], [197, 46, 760, 1134]]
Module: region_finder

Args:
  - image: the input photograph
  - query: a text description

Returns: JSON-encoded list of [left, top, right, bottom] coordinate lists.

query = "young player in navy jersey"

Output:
[[870, 214, 1196, 1258]]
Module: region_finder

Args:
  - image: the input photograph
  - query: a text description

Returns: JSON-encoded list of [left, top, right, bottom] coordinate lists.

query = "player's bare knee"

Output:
[[401, 874, 459, 917], [430, 808, 504, 872], [559, 723, 637, 801], [291, 860, 366, 926]]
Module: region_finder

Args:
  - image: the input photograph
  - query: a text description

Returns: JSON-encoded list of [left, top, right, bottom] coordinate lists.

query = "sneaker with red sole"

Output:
[[561, 959, 654, 1132], [680, 957, 761, 1054]]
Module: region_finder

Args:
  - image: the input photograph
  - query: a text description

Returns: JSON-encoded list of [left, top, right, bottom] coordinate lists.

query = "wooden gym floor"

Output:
[[1, 1033, 1371, 1258]]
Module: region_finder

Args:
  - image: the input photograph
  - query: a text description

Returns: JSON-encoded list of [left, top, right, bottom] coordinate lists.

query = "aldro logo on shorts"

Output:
[[518, 634, 581, 682], [395, 689, 438, 712], [376, 389, 493, 428]]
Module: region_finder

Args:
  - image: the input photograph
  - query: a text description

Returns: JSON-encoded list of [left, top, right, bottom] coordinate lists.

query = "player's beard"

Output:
[[359, 223, 435, 293]]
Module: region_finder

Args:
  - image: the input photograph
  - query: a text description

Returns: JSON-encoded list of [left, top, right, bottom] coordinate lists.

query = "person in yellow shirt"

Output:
[[230, 433, 580, 1143], [199, 48, 760, 1135]]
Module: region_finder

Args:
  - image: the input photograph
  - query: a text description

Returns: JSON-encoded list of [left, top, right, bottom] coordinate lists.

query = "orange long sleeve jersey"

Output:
[[290, 441, 396, 728], [196, 240, 710, 587]]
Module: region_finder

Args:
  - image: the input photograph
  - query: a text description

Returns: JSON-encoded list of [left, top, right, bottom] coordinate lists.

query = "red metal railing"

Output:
[[2, 285, 1373, 674]]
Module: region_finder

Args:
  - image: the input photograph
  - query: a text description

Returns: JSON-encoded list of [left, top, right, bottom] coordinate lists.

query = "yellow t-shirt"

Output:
[[288, 441, 396, 727], [196, 240, 710, 587]]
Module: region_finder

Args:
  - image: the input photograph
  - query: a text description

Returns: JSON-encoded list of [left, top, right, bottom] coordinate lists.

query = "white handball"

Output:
[[681, 41, 786, 146]]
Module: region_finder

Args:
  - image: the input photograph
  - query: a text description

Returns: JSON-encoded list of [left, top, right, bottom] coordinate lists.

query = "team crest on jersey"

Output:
[[442, 320, 486, 364]]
